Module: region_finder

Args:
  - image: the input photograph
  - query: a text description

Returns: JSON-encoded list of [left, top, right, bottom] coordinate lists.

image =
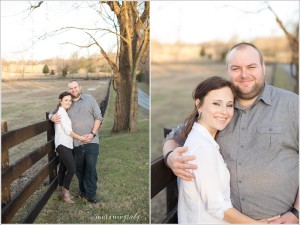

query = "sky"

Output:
[[1, 1, 117, 61], [1, 1, 299, 61], [151, 1, 299, 44]]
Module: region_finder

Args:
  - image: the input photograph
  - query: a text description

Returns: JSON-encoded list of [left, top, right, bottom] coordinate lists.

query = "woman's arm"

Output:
[[69, 131, 86, 142], [224, 208, 258, 224], [224, 208, 281, 224]]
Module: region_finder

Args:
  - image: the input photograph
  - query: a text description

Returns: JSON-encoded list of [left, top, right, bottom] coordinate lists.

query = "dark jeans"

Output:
[[56, 145, 76, 190], [73, 143, 99, 199]]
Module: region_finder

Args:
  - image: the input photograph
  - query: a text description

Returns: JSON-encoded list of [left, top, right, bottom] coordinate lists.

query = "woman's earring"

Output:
[[197, 112, 202, 120]]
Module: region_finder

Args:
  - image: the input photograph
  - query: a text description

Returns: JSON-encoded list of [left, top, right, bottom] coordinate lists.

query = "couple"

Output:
[[51, 80, 103, 204], [163, 43, 299, 223]]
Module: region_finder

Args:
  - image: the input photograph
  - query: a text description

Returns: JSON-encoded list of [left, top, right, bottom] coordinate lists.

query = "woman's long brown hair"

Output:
[[182, 76, 234, 139], [53, 91, 72, 114]]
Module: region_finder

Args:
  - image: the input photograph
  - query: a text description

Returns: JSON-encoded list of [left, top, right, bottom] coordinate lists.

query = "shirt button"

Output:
[[269, 128, 273, 132], [239, 180, 242, 183], [241, 198, 245, 201], [238, 162, 242, 166], [241, 127, 245, 131], [240, 145, 244, 149]]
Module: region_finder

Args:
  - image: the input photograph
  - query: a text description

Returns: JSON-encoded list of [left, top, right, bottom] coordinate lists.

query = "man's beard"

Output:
[[233, 82, 264, 100], [71, 92, 81, 98]]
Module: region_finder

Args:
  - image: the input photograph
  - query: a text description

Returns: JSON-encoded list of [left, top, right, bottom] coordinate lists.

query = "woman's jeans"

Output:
[[56, 145, 76, 190], [73, 143, 99, 199]]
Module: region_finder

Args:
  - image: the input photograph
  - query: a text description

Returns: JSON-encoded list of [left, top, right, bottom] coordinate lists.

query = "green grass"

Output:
[[272, 64, 295, 92], [35, 84, 149, 224]]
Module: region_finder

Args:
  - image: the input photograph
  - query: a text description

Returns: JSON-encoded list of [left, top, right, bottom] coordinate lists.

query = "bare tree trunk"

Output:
[[107, 1, 149, 133], [130, 76, 138, 132], [112, 71, 132, 132]]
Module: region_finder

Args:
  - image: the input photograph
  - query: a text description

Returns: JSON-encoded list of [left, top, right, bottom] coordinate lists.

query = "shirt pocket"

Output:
[[256, 125, 283, 155]]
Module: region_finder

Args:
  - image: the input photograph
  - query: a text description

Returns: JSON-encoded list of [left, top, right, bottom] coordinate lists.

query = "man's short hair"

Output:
[[226, 42, 264, 68], [68, 80, 80, 86]]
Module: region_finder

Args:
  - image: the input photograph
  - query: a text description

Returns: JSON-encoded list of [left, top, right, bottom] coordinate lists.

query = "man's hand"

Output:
[[78, 135, 90, 143], [268, 211, 298, 224], [50, 113, 61, 124], [256, 215, 281, 224], [81, 133, 93, 143], [167, 146, 197, 182]]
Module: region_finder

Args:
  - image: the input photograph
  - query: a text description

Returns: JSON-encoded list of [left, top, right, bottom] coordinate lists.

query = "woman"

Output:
[[177, 76, 278, 224], [54, 91, 88, 204]]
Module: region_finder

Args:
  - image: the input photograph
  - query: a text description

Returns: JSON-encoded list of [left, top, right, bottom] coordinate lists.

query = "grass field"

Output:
[[2, 79, 149, 223]]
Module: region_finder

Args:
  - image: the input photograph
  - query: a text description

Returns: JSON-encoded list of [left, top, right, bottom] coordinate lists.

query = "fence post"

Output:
[[1, 120, 8, 134], [1, 120, 11, 205], [45, 113, 56, 183], [164, 126, 178, 223]]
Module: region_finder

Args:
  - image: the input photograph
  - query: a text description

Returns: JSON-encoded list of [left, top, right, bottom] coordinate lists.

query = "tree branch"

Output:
[[140, 1, 150, 24], [27, 1, 44, 17], [131, 2, 149, 35], [38, 26, 129, 44], [29, 1, 43, 10], [133, 25, 149, 76], [85, 32, 119, 73], [105, 1, 121, 15], [218, 3, 268, 14], [265, 2, 298, 45], [61, 42, 96, 48], [124, 2, 134, 75]]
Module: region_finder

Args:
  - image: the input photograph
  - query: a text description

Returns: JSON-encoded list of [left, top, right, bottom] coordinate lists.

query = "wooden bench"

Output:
[[151, 127, 178, 223]]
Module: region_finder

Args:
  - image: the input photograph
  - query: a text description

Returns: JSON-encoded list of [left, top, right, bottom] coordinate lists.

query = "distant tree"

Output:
[[220, 50, 227, 62], [200, 46, 206, 57], [62, 66, 68, 77], [50, 69, 55, 75], [86, 57, 95, 74], [42, 64, 49, 74], [69, 52, 80, 74]]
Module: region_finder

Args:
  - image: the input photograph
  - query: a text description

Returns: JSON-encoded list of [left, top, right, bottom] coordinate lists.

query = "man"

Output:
[[163, 43, 299, 223], [51, 80, 103, 203]]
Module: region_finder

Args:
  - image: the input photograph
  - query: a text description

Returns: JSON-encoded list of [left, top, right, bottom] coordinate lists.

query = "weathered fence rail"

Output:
[[1, 115, 57, 223], [151, 127, 178, 224]]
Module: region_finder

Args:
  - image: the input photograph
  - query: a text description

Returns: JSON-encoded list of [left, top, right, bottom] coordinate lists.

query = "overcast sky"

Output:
[[1, 1, 116, 61], [1, 1, 299, 61], [151, 1, 299, 44]]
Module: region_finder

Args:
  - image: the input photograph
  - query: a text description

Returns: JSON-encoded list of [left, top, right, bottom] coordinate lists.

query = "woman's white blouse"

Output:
[[178, 122, 232, 224], [54, 107, 73, 149]]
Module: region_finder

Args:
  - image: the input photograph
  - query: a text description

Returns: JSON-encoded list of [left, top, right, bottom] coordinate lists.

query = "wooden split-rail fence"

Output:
[[1, 115, 58, 223], [151, 127, 178, 223]]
